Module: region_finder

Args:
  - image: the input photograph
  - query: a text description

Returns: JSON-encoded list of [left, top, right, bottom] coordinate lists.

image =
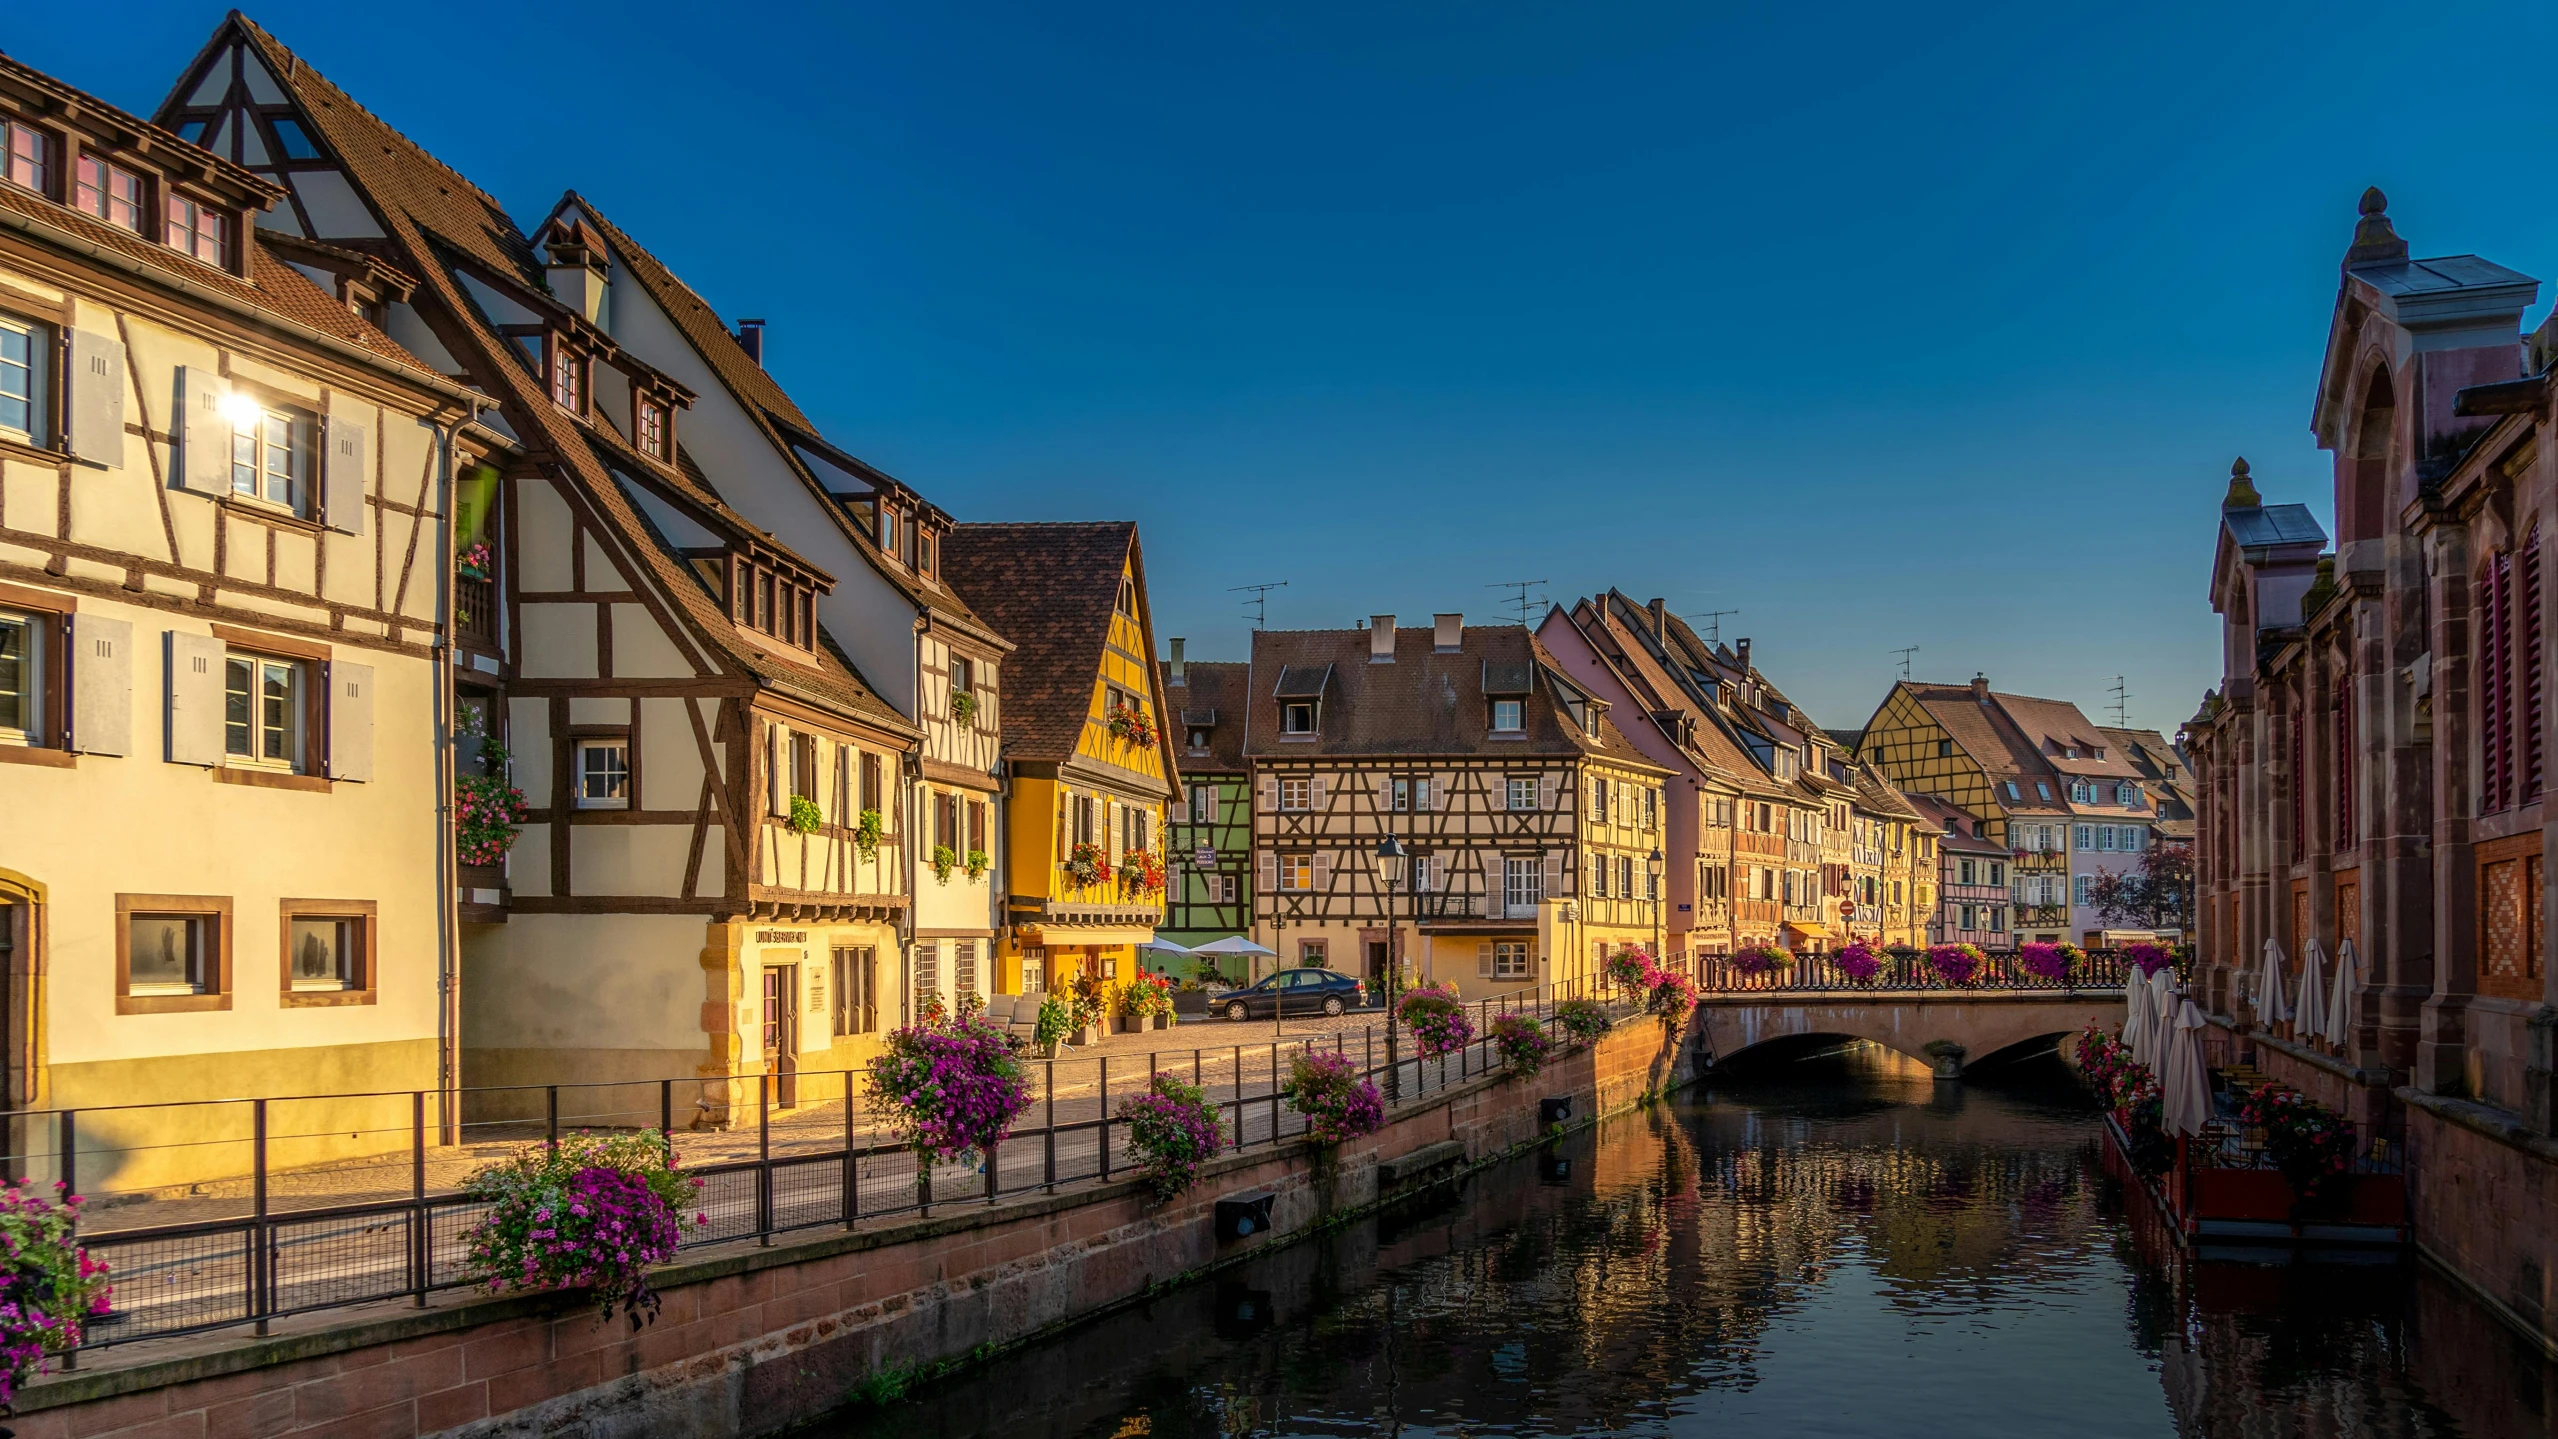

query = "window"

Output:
[[549, 342, 587, 414], [1491, 699, 1524, 732], [1278, 853, 1314, 891], [1504, 855, 1543, 913], [790, 732, 818, 804], [1989, 862, 2004, 885], [1124, 805, 1150, 857], [1187, 726, 1210, 750], [118, 896, 230, 1013], [0, 609, 40, 745], [917, 530, 936, 578], [575, 738, 631, 808], [1190, 784, 1215, 824], [2116, 781, 2138, 806], [224, 653, 303, 769], [1490, 942, 1531, 980], [164, 194, 231, 268], [75, 154, 144, 232], [2070, 780, 2094, 804], [1644, 789, 1658, 830], [636, 396, 668, 458], [1937, 739, 1953, 757], [2074, 874, 2093, 906], [1117, 576, 1135, 616], [2119, 827, 2141, 853], [1297, 940, 1327, 968], [1280, 777, 1312, 812], [228, 400, 310, 512], [1618, 854, 1634, 898], [2075, 824, 2095, 850], [2, 120, 51, 196], [2004, 780, 2020, 801], [879, 505, 899, 559], [282, 904, 374, 1003], [1591, 854, 1609, 898], [832, 947, 875, 1037], [1507, 776, 1537, 811], [1282, 701, 1316, 735], [1960, 904, 1977, 930], [953, 941, 979, 998], [1990, 909, 2005, 932], [271, 117, 321, 160], [1957, 858, 1974, 885], [0, 314, 44, 442], [915, 942, 940, 999], [1591, 777, 1609, 820], [860, 751, 883, 813]]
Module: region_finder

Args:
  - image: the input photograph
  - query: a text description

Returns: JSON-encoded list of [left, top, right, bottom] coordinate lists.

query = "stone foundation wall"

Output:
[[14, 1013, 1697, 1439], [2401, 1090, 2558, 1353]]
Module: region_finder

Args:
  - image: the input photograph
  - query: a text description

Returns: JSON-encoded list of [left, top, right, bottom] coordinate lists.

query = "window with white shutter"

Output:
[[1478, 941, 1494, 977], [1259, 775, 1278, 811], [1257, 850, 1278, 893], [1538, 773, 1560, 811], [1311, 850, 1332, 890], [1309, 774, 1326, 809]]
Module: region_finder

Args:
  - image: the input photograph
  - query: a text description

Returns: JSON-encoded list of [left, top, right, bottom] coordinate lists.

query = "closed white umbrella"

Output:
[[2124, 965, 2156, 1064], [2296, 938, 2330, 1045], [2325, 938, 2360, 1051], [2255, 939, 2292, 1029], [2161, 998, 2214, 1138], [2143, 967, 2178, 1065]]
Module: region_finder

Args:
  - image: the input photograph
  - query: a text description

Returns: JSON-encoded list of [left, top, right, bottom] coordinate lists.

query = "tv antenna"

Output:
[[1486, 579, 1549, 627], [2108, 675, 2131, 728], [1692, 609, 1741, 646], [1228, 581, 1288, 630], [1891, 645, 1920, 679]]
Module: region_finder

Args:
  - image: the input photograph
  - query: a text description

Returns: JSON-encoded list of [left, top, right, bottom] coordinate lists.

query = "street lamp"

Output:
[[1648, 847, 1666, 964], [1373, 835, 1409, 1102]]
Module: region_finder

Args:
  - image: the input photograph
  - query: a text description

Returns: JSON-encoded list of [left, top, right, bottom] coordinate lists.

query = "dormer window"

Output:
[[76, 154, 143, 232], [878, 504, 900, 561], [1188, 726, 1210, 750], [548, 337, 588, 416], [2037, 781, 2055, 802], [2, 120, 51, 196], [1282, 702, 1316, 735], [2117, 781, 2139, 806], [917, 529, 936, 578], [728, 551, 818, 651], [2004, 780, 2021, 801], [636, 396, 669, 460], [163, 194, 231, 270], [1491, 699, 1523, 733]]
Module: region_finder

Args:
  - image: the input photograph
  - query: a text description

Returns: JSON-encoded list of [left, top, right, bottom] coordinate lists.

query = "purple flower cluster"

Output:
[[1927, 943, 1985, 986], [1284, 1050, 1385, 1146], [867, 1014, 1035, 1165], [1732, 946, 1790, 977], [2125, 942, 2174, 978], [463, 1132, 698, 1327], [1836, 944, 1882, 983], [2019, 942, 2071, 983], [1552, 998, 1610, 1044], [0, 1184, 110, 1405], [1490, 1013, 1554, 1076], [1118, 1074, 1226, 1202], [1399, 984, 1475, 1059]]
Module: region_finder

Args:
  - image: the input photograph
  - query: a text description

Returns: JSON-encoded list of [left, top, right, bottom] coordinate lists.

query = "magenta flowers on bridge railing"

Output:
[[2019, 942, 2071, 984], [1283, 1050, 1385, 1145], [2125, 942, 2174, 978], [1927, 943, 1985, 986], [1732, 946, 1791, 978], [867, 1013, 1036, 1169], [1554, 998, 1610, 1044], [1836, 944, 1882, 983], [1603, 948, 1655, 991], [462, 1132, 700, 1328], [1647, 966, 1698, 1021], [1399, 984, 1475, 1059]]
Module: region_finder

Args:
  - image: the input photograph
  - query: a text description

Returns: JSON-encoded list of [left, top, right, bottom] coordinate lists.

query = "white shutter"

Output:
[[176, 366, 229, 496], [1259, 775, 1278, 812], [327, 660, 374, 781], [1258, 849, 1278, 893], [1478, 941, 1494, 977], [767, 724, 787, 815], [1434, 773, 1451, 811], [1538, 773, 1560, 811], [322, 412, 370, 536], [66, 329, 125, 467], [1376, 775, 1394, 810], [1312, 849, 1332, 890], [67, 615, 131, 756], [165, 630, 225, 766], [1309, 774, 1326, 809], [1542, 849, 1563, 900]]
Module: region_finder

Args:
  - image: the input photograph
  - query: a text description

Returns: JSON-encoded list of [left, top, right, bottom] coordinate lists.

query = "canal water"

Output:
[[810, 1043, 2558, 1438]]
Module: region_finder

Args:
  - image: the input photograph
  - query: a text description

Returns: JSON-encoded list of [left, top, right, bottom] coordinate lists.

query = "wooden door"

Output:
[[762, 965, 799, 1107]]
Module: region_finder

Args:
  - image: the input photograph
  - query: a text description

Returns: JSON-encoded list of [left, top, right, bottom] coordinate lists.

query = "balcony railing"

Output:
[[454, 573, 497, 649]]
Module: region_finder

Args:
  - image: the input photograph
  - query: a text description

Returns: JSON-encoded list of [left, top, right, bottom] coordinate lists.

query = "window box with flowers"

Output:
[[930, 845, 958, 883], [454, 712, 531, 867], [950, 690, 979, 727], [1064, 842, 1111, 888], [965, 848, 991, 881], [1105, 699, 1158, 750], [853, 808, 886, 860], [1119, 847, 1166, 899], [787, 795, 824, 836]]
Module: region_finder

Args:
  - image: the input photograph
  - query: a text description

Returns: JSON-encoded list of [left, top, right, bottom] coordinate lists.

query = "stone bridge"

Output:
[[1693, 989, 2125, 1076]]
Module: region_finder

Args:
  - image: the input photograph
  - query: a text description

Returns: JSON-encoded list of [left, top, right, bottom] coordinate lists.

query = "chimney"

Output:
[[1369, 615, 1396, 663], [1971, 672, 1990, 702], [735, 318, 766, 367], [1167, 638, 1186, 685], [1735, 637, 1751, 673], [1433, 613, 1462, 652], [1648, 597, 1667, 645], [543, 231, 609, 325]]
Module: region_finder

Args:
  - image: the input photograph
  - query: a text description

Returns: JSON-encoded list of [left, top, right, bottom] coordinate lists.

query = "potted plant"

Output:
[[463, 1131, 701, 1328], [787, 794, 824, 836], [1491, 1013, 1553, 1076], [853, 807, 885, 860], [0, 1184, 111, 1416], [1121, 972, 1174, 1031], [454, 713, 531, 867], [866, 1010, 1035, 1197], [965, 848, 991, 881], [1032, 996, 1072, 1059], [1281, 1050, 1384, 1145], [930, 845, 958, 883], [1064, 842, 1111, 888], [1118, 1073, 1226, 1202], [1398, 984, 1475, 1058], [1068, 976, 1106, 1045], [951, 689, 979, 727]]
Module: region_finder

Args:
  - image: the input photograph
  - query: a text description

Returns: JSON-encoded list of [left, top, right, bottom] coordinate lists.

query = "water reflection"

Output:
[[811, 1043, 2557, 1438]]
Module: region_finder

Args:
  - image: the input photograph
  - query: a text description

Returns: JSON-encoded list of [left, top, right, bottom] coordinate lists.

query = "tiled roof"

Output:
[[203, 16, 907, 733], [1161, 660, 1248, 775], [1901, 791, 2004, 853], [2222, 504, 2327, 551], [942, 522, 1147, 765], [1990, 693, 2143, 779], [1240, 624, 1664, 770], [1899, 681, 2071, 814], [1576, 595, 1782, 796]]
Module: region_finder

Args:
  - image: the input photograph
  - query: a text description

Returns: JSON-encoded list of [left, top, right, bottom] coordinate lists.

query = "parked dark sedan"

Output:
[[1218, 967, 1367, 1020]]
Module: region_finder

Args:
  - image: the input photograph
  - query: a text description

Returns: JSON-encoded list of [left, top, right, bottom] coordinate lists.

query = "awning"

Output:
[[1781, 921, 1833, 942], [1020, 926, 1157, 949]]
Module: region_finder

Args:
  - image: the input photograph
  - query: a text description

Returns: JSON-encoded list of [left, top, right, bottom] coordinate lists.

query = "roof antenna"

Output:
[[1486, 579, 1548, 628], [1891, 645, 1920, 679], [2109, 675, 2131, 728], [1691, 609, 1740, 646], [1228, 580, 1287, 630]]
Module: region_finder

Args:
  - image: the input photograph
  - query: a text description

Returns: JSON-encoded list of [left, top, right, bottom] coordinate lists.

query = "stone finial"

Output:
[[2222, 457, 2261, 509], [2345, 186, 2409, 267]]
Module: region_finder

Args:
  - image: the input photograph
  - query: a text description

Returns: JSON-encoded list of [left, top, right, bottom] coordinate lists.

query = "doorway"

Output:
[[761, 963, 799, 1108], [1363, 939, 1390, 982]]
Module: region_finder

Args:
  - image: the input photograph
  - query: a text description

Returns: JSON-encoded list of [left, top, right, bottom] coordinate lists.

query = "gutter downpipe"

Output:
[[430, 403, 479, 1146], [904, 612, 927, 1028]]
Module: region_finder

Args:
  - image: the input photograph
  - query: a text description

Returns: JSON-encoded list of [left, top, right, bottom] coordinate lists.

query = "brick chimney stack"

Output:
[[1972, 672, 1990, 702]]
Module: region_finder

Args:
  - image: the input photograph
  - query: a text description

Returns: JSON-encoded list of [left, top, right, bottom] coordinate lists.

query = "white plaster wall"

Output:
[[462, 914, 706, 1053]]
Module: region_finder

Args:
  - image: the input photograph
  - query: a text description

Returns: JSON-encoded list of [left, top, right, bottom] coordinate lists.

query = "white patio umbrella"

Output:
[[2254, 939, 2292, 1029], [1139, 938, 1195, 954], [2124, 966, 2157, 1065], [2144, 967, 2178, 1063], [2296, 938, 2330, 1045], [2161, 998, 2215, 1138], [1187, 935, 1276, 958], [2325, 938, 2360, 1050]]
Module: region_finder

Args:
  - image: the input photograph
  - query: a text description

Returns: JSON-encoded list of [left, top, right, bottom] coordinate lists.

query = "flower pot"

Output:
[[1072, 1026, 1102, 1047], [1119, 1016, 1146, 1034], [1039, 1039, 1063, 1059], [1150, 1013, 1171, 1031]]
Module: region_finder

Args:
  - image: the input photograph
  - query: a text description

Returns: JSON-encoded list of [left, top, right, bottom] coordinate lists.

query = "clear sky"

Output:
[[15, 2, 2558, 737]]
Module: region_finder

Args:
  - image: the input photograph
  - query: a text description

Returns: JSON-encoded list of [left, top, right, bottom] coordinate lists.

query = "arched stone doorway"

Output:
[[0, 868, 43, 1114]]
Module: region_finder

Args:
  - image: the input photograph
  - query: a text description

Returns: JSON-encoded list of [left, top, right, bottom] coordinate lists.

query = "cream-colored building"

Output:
[[0, 49, 476, 1185]]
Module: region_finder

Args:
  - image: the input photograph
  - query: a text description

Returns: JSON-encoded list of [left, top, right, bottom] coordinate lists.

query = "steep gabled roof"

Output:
[[1571, 594, 1782, 797], [1895, 680, 2071, 816], [943, 522, 1147, 765], [1161, 659, 1248, 776]]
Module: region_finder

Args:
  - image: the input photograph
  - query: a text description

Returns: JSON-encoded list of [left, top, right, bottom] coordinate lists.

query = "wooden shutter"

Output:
[[1376, 775, 1394, 810], [165, 630, 225, 766], [67, 614, 131, 756], [767, 723, 788, 815], [66, 329, 125, 468], [1259, 775, 1278, 811], [176, 367, 229, 495], [1434, 773, 1452, 811], [1538, 773, 1559, 811], [1312, 849, 1332, 890], [327, 660, 374, 781], [322, 410, 370, 536], [1543, 849, 1564, 898], [1309, 774, 1326, 809], [1258, 850, 1278, 892], [1478, 941, 1494, 977]]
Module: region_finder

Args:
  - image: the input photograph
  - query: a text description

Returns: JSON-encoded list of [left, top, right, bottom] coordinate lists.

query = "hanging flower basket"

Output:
[[1491, 1013, 1553, 1076], [853, 808, 885, 860], [1281, 1051, 1383, 1146], [965, 848, 991, 881], [1553, 998, 1610, 1044], [1119, 848, 1167, 898], [866, 1012, 1035, 1168], [1647, 968, 1698, 1021], [1927, 943, 1985, 986], [462, 1132, 700, 1328], [950, 690, 979, 727], [455, 729, 531, 867], [1836, 944, 1882, 983], [1732, 946, 1790, 977], [930, 845, 958, 884], [1603, 948, 1655, 992], [1118, 1074, 1225, 1202], [1064, 842, 1111, 888], [1399, 984, 1474, 1058], [0, 1184, 111, 1409]]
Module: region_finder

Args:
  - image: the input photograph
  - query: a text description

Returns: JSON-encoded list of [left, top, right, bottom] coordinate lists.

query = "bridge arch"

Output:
[[1694, 993, 2119, 1076]]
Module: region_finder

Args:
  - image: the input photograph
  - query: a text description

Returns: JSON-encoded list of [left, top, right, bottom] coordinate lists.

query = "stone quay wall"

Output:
[[11, 1011, 1699, 1439]]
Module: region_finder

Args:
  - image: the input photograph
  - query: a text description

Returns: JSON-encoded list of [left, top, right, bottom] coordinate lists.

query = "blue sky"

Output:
[[16, 2, 2558, 735]]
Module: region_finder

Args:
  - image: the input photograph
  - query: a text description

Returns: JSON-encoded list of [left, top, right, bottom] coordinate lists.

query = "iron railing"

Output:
[[13, 978, 1636, 1356], [1694, 946, 2139, 994]]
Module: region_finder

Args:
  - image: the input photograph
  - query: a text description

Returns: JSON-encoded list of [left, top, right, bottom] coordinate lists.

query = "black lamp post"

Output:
[[1648, 846, 1666, 963], [1373, 835, 1408, 1103]]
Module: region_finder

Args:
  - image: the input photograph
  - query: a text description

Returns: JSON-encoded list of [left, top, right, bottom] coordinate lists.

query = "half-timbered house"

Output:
[[1859, 675, 2080, 941], [942, 523, 1176, 997], [1243, 617, 1668, 1000], [0, 47, 475, 1176], [1159, 647, 1251, 977], [154, 17, 921, 1118]]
